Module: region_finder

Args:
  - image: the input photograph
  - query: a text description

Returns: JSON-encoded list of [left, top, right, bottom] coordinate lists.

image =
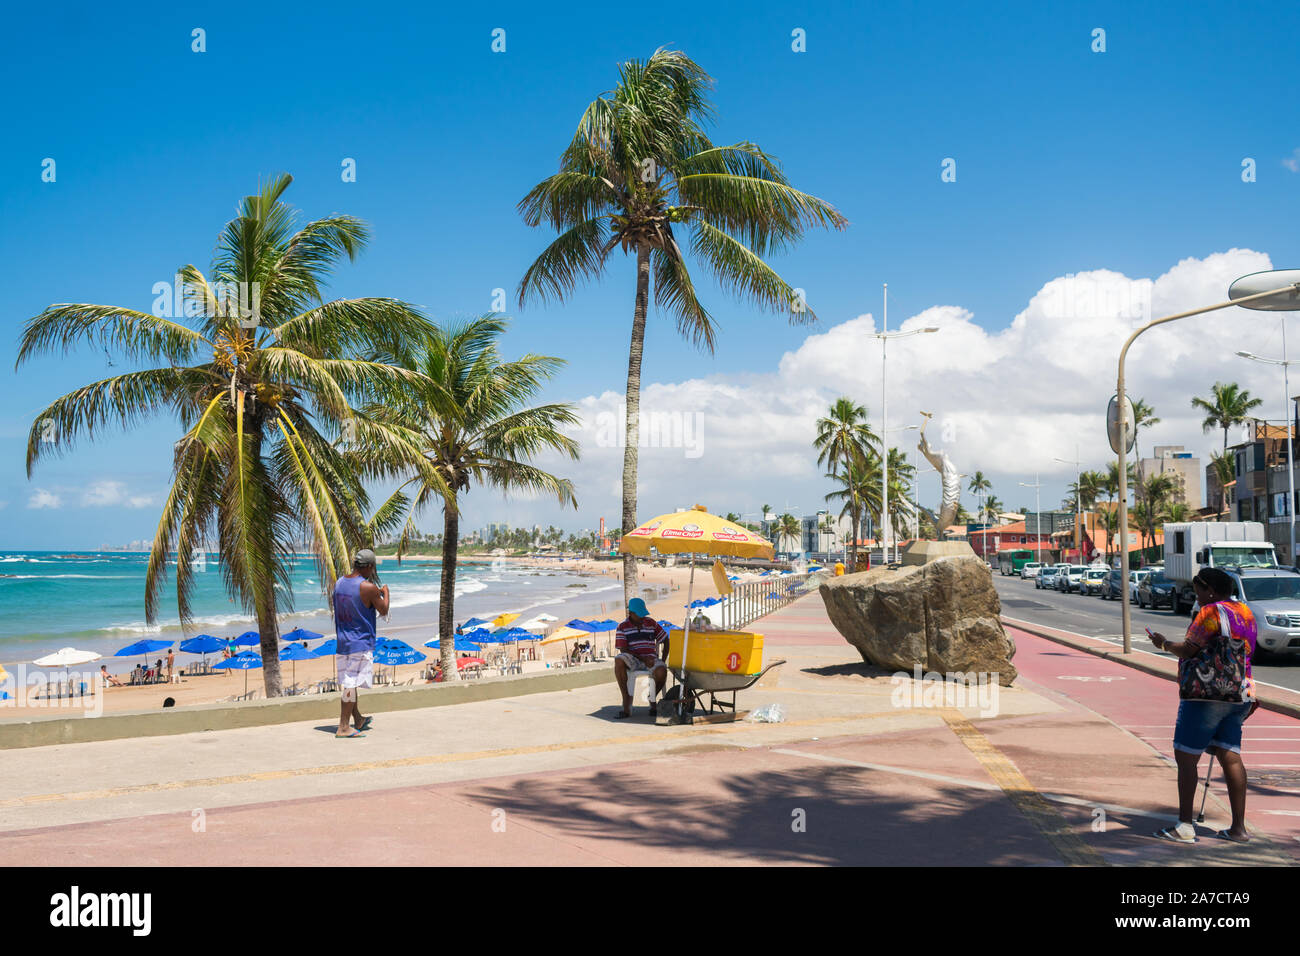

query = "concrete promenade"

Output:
[[1, 594, 1296, 866]]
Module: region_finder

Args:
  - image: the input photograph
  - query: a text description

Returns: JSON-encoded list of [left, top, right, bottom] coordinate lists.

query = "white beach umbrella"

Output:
[[33, 647, 102, 667], [518, 613, 559, 631], [33, 647, 102, 697]]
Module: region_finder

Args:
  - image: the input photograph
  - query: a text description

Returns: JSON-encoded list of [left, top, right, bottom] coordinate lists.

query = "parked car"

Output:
[[1059, 565, 1088, 593], [1137, 570, 1176, 610], [1129, 568, 1151, 602], [1101, 568, 1123, 600], [1081, 567, 1110, 595], [1037, 567, 1059, 589], [1020, 561, 1045, 580], [1212, 567, 1300, 658]]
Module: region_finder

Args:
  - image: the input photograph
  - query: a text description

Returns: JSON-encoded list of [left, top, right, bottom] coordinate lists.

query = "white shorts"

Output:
[[337, 651, 373, 689]]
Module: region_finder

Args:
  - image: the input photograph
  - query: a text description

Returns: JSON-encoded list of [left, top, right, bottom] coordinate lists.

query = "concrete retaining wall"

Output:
[[0, 666, 611, 750]]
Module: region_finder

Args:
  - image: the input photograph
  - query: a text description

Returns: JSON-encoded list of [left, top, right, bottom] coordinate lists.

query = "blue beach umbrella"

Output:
[[114, 638, 175, 675], [462, 616, 492, 628], [234, 631, 261, 647], [591, 620, 619, 631], [565, 619, 598, 632], [425, 636, 481, 653], [374, 642, 426, 666], [212, 650, 263, 695], [282, 627, 323, 644], [180, 635, 224, 654], [180, 634, 224, 673], [114, 638, 173, 657], [278, 642, 317, 685], [314, 638, 338, 655]]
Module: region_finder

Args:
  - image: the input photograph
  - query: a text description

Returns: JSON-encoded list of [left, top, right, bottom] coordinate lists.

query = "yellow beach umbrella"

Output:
[[619, 506, 775, 720], [539, 626, 591, 646], [491, 612, 520, 629], [620, 505, 774, 559]]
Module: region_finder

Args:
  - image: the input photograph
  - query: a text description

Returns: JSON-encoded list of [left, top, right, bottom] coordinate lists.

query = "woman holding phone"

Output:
[[1148, 567, 1256, 844]]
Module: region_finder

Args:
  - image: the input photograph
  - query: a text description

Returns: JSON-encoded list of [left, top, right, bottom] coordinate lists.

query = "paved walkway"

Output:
[[1, 594, 1295, 866]]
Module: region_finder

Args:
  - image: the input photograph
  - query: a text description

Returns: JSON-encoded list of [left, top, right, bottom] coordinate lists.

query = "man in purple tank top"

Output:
[[332, 549, 389, 738]]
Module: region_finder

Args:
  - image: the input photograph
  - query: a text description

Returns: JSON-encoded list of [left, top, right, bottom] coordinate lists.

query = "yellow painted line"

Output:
[[940, 709, 1104, 866], [0, 709, 939, 809]]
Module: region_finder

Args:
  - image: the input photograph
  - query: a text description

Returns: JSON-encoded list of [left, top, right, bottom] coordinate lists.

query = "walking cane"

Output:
[[1196, 754, 1215, 823]]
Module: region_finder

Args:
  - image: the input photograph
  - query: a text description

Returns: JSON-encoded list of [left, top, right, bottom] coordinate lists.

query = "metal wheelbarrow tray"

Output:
[[664, 658, 787, 719]]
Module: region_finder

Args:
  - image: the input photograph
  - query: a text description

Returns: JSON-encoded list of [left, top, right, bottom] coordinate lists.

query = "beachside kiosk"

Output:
[[619, 506, 785, 723]]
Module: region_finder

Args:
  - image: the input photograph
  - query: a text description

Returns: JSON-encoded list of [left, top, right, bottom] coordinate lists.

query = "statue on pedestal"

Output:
[[917, 411, 961, 538]]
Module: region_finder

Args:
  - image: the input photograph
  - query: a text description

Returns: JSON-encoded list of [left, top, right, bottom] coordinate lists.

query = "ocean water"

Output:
[[0, 551, 627, 668]]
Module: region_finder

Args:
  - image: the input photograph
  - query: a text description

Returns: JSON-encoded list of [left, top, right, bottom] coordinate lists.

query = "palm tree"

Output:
[[17, 174, 431, 696], [775, 514, 802, 553], [825, 458, 879, 558], [517, 48, 848, 603], [968, 471, 992, 521], [365, 315, 579, 681], [1136, 473, 1177, 555], [984, 495, 1004, 520], [1128, 398, 1160, 510], [814, 397, 880, 567], [1192, 383, 1263, 452], [1209, 450, 1236, 517], [886, 447, 915, 542]]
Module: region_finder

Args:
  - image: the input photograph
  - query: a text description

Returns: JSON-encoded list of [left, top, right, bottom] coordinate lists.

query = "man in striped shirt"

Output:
[[613, 598, 669, 718]]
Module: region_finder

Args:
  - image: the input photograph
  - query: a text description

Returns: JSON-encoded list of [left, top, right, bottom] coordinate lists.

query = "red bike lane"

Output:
[[1006, 625, 1300, 854]]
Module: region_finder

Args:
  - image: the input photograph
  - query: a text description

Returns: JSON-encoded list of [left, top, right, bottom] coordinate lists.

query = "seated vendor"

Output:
[[613, 598, 668, 719]]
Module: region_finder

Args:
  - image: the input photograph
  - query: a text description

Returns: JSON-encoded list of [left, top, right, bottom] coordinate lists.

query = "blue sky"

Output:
[[3, 0, 1299, 547]]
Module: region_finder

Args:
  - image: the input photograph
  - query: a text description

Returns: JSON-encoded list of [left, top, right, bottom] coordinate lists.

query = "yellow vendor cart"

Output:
[[621, 504, 786, 724], [663, 628, 785, 719]]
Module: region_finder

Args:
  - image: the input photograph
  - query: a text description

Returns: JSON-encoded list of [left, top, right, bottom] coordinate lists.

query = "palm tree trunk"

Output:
[[439, 498, 461, 682], [247, 420, 282, 698], [621, 242, 651, 606], [256, 594, 282, 697]]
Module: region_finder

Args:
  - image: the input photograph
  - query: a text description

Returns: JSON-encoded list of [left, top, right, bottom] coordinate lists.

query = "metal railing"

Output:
[[717, 572, 822, 631]]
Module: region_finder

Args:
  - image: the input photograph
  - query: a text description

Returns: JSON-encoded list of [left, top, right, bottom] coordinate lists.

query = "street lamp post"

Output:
[[1055, 446, 1081, 562], [1118, 273, 1300, 654], [1237, 324, 1297, 565], [1020, 476, 1042, 563], [877, 283, 938, 566]]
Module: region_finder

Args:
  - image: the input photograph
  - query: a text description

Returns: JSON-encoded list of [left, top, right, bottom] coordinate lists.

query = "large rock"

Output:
[[818, 555, 1017, 686]]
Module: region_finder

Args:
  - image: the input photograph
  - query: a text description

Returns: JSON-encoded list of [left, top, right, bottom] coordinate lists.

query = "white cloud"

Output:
[[1284, 148, 1300, 173], [28, 489, 62, 510], [531, 248, 1284, 519], [82, 480, 154, 509]]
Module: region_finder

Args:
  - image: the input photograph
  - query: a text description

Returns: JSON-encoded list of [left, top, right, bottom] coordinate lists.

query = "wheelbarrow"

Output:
[[660, 629, 785, 724]]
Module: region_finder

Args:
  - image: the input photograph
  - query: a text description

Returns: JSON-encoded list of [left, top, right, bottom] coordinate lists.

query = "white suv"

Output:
[[1020, 562, 1044, 580]]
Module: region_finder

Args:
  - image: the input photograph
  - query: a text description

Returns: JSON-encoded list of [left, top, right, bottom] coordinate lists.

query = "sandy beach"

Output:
[[0, 554, 751, 718]]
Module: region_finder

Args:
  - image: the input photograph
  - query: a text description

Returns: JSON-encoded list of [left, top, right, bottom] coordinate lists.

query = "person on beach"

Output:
[[612, 598, 668, 719], [100, 665, 122, 687], [332, 548, 389, 738], [166, 648, 174, 683], [1149, 567, 1257, 844]]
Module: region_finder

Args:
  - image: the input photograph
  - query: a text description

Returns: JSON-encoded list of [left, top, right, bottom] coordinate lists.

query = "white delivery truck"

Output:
[[1162, 521, 1276, 614]]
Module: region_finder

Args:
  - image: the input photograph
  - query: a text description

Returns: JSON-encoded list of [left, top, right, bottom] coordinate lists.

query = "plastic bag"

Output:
[[747, 703, 785, 723]]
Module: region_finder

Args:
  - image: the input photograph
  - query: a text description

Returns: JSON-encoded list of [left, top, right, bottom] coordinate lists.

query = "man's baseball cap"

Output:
[[353, 548, 377, 567], [627, 598, 648, 617]]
